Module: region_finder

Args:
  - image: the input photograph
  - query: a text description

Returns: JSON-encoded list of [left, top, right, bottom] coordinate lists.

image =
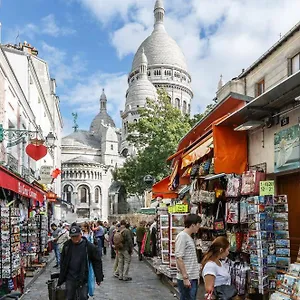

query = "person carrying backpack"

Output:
[[114, 220, 133, 281]]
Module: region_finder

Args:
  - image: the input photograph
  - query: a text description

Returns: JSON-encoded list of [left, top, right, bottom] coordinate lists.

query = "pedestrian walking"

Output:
[[115, 220, 133, 281], [57, 222, 70, 253], [136, 221, 146, 261], [109, 221, 117, 259], [92, 221, 104, 257], [51, 223, 61, 268], [175, 214, 201, 300], [58, 224, 104, 300]]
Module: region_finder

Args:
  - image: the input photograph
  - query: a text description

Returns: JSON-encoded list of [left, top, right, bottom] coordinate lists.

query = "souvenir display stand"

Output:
[[155, 205, 188, 281]]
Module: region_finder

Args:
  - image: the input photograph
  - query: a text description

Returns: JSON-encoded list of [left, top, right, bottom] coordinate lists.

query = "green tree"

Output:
[[118, 89, 192, 196]]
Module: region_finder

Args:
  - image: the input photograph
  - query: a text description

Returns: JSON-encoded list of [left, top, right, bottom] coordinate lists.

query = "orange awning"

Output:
[[181, 134, 213, 168], [213, 125, 247, 174], [152, 176, 178, 199]]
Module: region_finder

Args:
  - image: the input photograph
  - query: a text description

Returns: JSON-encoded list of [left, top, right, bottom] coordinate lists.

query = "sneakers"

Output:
[[114, 273, 119, 278], [123, 277, 132, 281]]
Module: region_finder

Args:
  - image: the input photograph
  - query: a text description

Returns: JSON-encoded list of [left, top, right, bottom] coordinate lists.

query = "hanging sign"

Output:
[[168, 204, 189, 214], [259, 180, 275, 196]]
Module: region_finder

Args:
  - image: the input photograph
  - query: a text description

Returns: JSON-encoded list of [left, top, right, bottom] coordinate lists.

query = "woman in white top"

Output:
[[201, 236, 232, 298]]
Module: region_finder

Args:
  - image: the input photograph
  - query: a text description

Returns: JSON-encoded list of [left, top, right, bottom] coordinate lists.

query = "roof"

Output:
[[90, 111, 116, 132], [132, 30, 188, 72], [62, 130, 101, 149], [239, 21, 300, 78], [108, 181, 125, 194], [131, 0, 187, 72], [63, 156, 101, 165], [126, 76, 158, 105]]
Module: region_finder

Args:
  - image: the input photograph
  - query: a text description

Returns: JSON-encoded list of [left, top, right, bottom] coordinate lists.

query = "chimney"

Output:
[[21, 41, 38, 56]]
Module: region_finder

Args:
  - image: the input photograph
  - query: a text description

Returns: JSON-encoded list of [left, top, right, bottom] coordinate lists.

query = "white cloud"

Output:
[[40, 42, 86, 86], [80, 0, 300, 114], [41, 14, 76, 37], [4, 14, 75, 44]]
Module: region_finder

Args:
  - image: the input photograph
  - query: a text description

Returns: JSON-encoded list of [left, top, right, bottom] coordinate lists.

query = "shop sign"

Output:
[[18, 182, 38, 199], [259, 180, 275, 196], [39, 166, 52, 183], [274, 124, 300, 173], [168, 204, 189, 213]]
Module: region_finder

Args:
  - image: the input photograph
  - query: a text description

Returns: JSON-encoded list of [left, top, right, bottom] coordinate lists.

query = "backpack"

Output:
[[113, 230, 124, 250]]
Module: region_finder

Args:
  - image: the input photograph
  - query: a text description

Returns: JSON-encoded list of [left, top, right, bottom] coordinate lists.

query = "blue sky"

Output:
[[1, 0, 300, 135]]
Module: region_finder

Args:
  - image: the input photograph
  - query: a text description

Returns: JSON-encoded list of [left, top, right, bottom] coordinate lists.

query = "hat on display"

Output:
[[69, 225, 81, 237]]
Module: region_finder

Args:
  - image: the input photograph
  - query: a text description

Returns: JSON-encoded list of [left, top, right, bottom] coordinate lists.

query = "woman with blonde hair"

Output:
[[201, 236, 237, 300]]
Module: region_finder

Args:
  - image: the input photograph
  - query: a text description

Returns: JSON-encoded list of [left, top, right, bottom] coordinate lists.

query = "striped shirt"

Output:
[[175, 231, 199, 280]]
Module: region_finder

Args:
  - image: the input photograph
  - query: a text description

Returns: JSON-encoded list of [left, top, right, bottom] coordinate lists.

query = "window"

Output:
[[255, 79, 265, 97], [291, 53, 300, 74], [183, 101, 187, 114], [111, 144, 113, 150], [78, 185, 89, 203], [175, 98, 180, 109], [95, 187, 101, 203], [63, 185, 73, 203]]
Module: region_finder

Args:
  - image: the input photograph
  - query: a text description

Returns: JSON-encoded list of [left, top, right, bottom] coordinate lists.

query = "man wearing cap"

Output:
[[58, 224, 104, 300]]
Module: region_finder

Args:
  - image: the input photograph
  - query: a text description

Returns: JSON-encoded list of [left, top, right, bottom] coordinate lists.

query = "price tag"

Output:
[[259, 180, 275, 196], [168, 206, 175, 213]]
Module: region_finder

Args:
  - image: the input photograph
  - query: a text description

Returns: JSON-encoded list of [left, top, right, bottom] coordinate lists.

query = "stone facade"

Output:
[[61, 90, 125, 222]]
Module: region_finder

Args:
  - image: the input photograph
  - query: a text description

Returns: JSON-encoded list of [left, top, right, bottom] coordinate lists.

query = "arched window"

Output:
[[188, 103, 191, 114], [78, 185, 89, 203], [183, 101, 187, 114], [63, 185, 73, 203], [167, 96, 171, 104], [176, 98, 180, 109], [95, 187, 101, 204]]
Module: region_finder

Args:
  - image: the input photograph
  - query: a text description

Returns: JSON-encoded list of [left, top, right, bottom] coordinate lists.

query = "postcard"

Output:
[[274, 195, 288, 204], [275, 239, 290, 248], [276, 248, 290, 257], [288, 263, 300, 277], [275, 230, 289, 239]]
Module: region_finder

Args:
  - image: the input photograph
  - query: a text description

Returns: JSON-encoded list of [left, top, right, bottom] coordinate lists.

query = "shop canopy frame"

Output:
[[219, 70, 300, 128]]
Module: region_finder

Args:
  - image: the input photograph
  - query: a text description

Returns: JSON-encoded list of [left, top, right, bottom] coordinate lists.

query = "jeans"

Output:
[[118, 250, 131, 279], [53, 242, 60, 265], [96, 237, 102, 257], [113, 251, 119, 275], [177, 279, 198, 300], [66, 281, 88, 300]]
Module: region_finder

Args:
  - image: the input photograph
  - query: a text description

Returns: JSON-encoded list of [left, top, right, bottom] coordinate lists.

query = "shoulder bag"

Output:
[[214, 201, 226, 236], [214, 284, 237, 300]]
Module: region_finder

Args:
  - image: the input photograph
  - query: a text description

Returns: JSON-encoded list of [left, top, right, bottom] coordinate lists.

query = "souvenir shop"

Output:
[[152, 117, 299, 298], [0, 166, 48, 295]]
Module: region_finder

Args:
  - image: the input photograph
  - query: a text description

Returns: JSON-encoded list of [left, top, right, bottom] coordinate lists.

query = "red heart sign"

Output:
[[26, 143, 47, 161]]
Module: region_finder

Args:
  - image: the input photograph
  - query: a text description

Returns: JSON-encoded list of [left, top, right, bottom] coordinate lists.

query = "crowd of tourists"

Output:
[[50, 216, 236, 300]]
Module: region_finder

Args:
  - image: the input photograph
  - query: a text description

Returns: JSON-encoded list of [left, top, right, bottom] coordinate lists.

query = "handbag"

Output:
[[190, 179, 200, 204], [225, 174, 241, 198], [214, 284, 237, 300], [199, 190, 216, 204], [214, 202, 226, 236], [241, 170, 266, 195]]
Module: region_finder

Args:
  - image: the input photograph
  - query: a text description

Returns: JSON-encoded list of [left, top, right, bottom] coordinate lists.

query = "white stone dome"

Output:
[[126, 77, 157, 105], [132, 30, 187, 72]]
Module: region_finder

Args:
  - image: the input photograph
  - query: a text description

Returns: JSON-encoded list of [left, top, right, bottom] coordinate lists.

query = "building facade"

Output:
[[0, 42, 63, 203], [217, 21, 300, 260], [61, 90, 125, 222], [120, 0, 193, 156]]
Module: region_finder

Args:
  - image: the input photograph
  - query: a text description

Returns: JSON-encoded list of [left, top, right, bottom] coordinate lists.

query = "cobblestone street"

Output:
[[21, 251, 176, 300]]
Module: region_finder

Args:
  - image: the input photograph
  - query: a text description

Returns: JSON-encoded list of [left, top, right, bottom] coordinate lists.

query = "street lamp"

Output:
[[46, 132, 56, 148]]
